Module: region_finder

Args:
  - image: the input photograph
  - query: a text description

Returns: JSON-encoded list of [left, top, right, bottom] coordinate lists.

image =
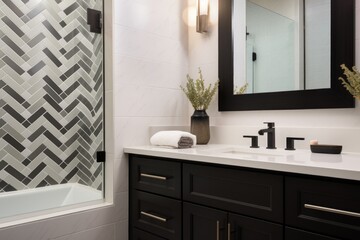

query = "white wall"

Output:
[[112, 0, 189, 190], [189, 0, 360, 131], [111, 0, 189, 238]]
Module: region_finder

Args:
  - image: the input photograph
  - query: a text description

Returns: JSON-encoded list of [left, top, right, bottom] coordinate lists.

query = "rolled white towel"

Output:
[[150, 131, 197, 149]]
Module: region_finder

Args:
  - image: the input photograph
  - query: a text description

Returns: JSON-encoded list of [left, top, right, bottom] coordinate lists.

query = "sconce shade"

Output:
[[196, 0, 209, 33]]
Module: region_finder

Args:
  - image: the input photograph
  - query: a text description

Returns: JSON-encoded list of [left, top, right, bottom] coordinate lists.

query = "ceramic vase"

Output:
[[191, 110, 210, 145]]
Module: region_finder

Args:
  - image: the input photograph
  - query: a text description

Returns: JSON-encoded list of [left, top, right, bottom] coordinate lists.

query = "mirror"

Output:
[[219, 0, 355, 110], [234, 0, 332, 94]]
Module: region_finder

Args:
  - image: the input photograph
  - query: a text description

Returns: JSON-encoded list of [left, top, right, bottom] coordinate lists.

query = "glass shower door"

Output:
[[0, 0, 104, 219]]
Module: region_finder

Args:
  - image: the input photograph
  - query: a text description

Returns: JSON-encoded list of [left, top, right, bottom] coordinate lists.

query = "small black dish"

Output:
[[310, 144, 343, 154]]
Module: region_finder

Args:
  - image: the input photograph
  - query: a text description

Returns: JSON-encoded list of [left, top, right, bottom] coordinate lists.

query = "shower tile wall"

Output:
[[0, 0, 103, 192]]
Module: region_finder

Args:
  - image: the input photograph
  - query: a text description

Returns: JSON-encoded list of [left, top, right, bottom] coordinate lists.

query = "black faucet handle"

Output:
[[285, 137, 305, 151], [263, 122, 275, 128], [243, 135, 260, 148]]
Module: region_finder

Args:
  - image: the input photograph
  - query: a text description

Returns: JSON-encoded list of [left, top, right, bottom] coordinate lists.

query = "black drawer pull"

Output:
[[140, 173, 167, 180], [141, 211, 168, 222], [304, 204, 360, 218], [216, 221, 220, 240]]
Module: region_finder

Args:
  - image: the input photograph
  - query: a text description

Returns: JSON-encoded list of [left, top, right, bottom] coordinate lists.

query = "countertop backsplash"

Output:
[[149, 126, 360, 153]]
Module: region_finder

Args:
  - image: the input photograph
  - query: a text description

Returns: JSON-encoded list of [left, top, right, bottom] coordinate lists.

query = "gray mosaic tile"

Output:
[[42, 20, 61, 40], [27, 33, 45, 48], [3, 85, 26, 104], [2, 123, 26, 142], [0, 129, 6, 138], [2, 56, 25, 75], [26, 3, 45, 20], [1, 35, 25, 56], [43, 48, 62, 67], [0, 0, 104, 193], [64, 2, 79, 15], [27, 60, 45, 76], [2, 16, 25, 37]]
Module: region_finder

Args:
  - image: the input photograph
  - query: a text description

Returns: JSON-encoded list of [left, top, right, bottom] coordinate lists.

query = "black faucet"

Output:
[[258, 122, 276, 149]]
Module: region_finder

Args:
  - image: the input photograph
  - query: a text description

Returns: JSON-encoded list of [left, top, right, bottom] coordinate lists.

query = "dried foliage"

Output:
[[339, 64, 360, 99], [234, 83, 249, 95], [180, 68, 219, 110]]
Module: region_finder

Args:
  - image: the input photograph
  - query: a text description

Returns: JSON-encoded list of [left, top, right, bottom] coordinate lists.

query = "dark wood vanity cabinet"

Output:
[[183, 203, 283, 240], [131, 190, 182, 240], [285, 228, 341, 240], [130, 155, 181, 198], [285, 177, 360, 240], [129, 154, 360, 240], [183, 164, 283, 223], [130, 155, 182, 240], [183, 203, 228, 240], [133, 229, 167, 240], [229, 213, 283, 240]]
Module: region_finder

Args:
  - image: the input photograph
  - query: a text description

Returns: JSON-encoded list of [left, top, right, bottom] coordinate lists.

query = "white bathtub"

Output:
[[0, 183, 103, 220]]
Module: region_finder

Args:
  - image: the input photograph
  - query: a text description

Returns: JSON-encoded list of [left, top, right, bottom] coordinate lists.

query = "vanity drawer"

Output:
[[130, 155, 181, 198], [131, 190, 182, 240], [285, 176, 360, 240], [183, 164, 284, 223], [132, 228, 167, 240]]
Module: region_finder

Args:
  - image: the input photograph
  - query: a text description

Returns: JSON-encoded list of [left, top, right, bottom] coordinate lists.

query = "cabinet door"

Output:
[[229, 213, 283, 240], [183, 203, 228, 240], [183, 164, 283, 223], [132, 191, 182, 240], [285, 227, 340, 240], [130, 155, 181, 198], [132, 228, 167, 240], [286, 176, 360, 240]]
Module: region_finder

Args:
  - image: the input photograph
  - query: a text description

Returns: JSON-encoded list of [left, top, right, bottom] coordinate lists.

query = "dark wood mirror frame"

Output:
[[219, 0, 355, 111]]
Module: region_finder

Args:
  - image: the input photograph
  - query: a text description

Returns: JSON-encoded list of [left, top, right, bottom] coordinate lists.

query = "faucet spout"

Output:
[[258, 122, 276, 149], [258, 129, 270, 135]]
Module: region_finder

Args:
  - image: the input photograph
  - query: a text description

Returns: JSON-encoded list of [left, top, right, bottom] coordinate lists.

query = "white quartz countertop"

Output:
[[124, 144, 360, 181]]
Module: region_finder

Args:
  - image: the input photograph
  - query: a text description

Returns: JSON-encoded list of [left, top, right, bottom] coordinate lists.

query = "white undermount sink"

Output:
[[222, 149, 283, 157], [200, 147, 290, 159]]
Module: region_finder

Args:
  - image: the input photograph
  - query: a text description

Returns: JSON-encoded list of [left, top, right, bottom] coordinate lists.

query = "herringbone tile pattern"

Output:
[[0, 0, 103, 192]]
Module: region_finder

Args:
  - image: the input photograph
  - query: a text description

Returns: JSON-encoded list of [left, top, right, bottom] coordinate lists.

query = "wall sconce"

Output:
[[196, 0, 209, 33]]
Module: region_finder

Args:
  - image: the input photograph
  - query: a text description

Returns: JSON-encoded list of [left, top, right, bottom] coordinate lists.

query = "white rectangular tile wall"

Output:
[[112, 0, 189, 193], [112, 0, 190, 238], [0, 0, 104, 192]]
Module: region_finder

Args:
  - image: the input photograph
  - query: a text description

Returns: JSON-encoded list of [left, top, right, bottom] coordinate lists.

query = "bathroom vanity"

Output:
[[125, 145, 360, 240]]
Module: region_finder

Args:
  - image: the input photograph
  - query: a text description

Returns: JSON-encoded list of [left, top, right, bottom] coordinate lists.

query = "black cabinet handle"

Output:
[[243, 135, 259, 148], [285, 137, 305, 150]]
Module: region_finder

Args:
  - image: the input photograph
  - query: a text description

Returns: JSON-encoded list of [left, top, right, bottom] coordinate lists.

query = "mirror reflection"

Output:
[[233, 0, 331, 95]]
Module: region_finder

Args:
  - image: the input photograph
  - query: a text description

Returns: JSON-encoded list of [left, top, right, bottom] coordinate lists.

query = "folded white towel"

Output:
[[150, 131, 197, 149]]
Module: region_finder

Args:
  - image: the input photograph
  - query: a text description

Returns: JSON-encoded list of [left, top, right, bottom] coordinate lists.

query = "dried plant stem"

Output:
[[180, 68, 219, 110], [339, 64, 360, 99]]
